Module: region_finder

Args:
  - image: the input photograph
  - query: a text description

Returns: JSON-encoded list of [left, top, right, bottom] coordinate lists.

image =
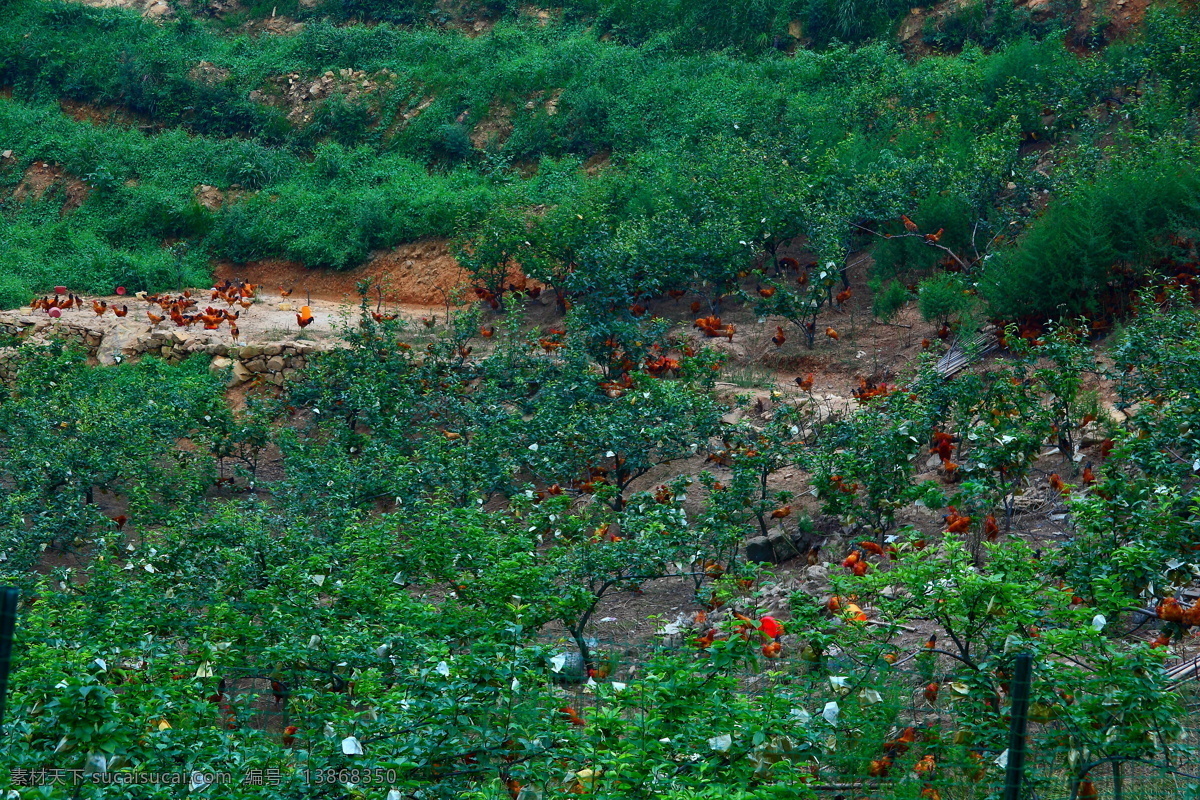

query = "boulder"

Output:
[[768, 528, 802, 562], [744, 536, 776, 564]]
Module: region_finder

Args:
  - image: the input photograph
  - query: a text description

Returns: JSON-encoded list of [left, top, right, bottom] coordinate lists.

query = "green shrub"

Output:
[[923, 0, 1058, 52], [980, 151, 1200, 320], [918, 272, 973, 325], [870, 276, 909, 322], [0, 274, 32, 310]]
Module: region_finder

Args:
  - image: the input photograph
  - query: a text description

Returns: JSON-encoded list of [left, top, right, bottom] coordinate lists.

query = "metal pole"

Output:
[[1003, 652, 1034, 800]]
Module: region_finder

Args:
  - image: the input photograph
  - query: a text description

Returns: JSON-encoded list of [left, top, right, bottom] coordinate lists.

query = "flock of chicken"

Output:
[[29, 281, 319, 341]]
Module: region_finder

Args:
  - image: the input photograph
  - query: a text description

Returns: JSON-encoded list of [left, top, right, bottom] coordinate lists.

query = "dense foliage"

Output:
[[0, 297, 1195, 797], [1, 0, 1199, 322], [4, 1, 1200, 797]]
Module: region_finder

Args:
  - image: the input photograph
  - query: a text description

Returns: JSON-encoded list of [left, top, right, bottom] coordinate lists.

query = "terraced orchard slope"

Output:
[[3, 1, 1200, 799]]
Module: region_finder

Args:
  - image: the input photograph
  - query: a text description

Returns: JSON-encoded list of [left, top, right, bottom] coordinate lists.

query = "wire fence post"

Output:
[[0, 587, 17, 732], [1002, 652, 1034, 800]]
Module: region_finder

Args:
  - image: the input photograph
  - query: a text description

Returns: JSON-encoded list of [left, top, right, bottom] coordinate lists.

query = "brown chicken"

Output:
[[902, 214, 919, 233], [296, 305, 315, 329], [796, 373, 814, 391], [984, 514, 1001, 542], [930, 430, 955, 464], [560, 706, 586, 727], [825, 327, 839, 341], [868, 756, 893, 777], [943, 507, 972, 534], [884, 726, 916, 757], [772, 326, 786, 347]]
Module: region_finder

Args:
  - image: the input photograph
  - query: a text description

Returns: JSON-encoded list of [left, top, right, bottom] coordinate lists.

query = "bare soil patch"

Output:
[[214, 239, 469, 306], [9, 161, 90, 213]]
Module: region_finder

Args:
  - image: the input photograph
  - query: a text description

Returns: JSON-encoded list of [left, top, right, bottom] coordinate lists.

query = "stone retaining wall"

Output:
[[0, 313, 322, 386]]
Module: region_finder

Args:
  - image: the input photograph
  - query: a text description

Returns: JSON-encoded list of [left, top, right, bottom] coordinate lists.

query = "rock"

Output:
[[263, 343, 283, 356], [231, 360, 252, 383], [744, 536, 776, 564], [768, 529, 802, 563], [267, 355, 286, 372], [805, 564, 828, 581], [210, 356, 232, 373], [240, 344, 262, 359], [267, 371, 285, 386]]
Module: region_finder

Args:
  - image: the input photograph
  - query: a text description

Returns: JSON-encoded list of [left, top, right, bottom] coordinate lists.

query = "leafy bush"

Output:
[[327, 0, 435, 24], [0, 274, 32, 310], [869, 276, 909, 321], [917, 272, 973, 325], [922, 0, 1061, 51], [980, 150, 1200, 320]]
